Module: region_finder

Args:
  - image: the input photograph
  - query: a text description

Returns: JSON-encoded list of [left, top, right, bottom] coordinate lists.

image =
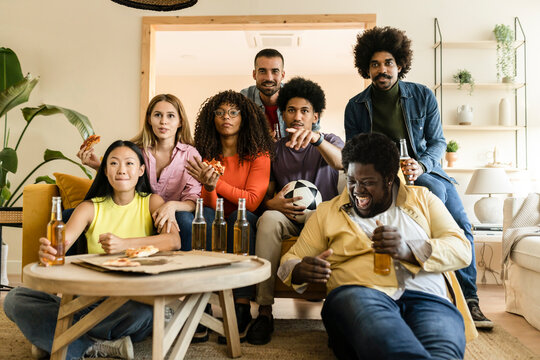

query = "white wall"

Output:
[[2, 0, 540, 274]]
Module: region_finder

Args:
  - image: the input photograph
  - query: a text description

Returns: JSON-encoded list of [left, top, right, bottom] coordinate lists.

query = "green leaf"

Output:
[[0, 48, 24, 92], [0, 147, 17, 173], [0, 74, 39, 118], [0, 185, 11, 205], [35, 175, 56, 184], [43, 149, 93, 179], [22, 104, 94, 140]]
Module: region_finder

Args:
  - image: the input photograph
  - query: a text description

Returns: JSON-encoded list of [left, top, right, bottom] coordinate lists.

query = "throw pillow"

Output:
[[53, 172, 93, 209]]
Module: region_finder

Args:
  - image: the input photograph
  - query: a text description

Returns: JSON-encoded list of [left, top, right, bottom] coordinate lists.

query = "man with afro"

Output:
[[246, 77, 344, 345], [344, 26, 492, 329]]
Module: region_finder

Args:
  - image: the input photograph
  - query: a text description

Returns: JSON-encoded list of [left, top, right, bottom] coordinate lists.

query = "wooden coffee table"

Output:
[[23, 253, 270, 360]]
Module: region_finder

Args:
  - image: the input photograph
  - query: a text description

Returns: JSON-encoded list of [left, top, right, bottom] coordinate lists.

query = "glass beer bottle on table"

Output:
[[399, 138, 414, 185], [192, 198, 206, 251], [212, 198, 227, 253], [233, 198, 249, 256], [46, 196, 65, 266]]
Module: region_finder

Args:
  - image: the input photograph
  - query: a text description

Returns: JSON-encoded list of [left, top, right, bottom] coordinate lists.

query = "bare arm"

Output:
[[285, 128, 342, 170]]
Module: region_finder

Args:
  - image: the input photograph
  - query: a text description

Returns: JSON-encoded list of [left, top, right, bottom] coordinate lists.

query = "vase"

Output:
[[445, 152, 458, 167], [499, 98, 512, 126], [457, 105, 473, 125]]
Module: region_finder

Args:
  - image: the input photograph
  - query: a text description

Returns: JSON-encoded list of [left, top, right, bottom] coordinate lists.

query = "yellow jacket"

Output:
[[280, 181, 478, 341]]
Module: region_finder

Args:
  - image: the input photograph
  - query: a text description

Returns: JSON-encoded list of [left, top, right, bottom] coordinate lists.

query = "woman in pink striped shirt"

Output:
[[78, 94, 201, 250]]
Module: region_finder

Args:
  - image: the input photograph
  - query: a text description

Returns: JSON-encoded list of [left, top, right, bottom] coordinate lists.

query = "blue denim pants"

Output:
[[3, 287, 153, 360], [322, 286, 465, 360], [415, 173, 477, 300]]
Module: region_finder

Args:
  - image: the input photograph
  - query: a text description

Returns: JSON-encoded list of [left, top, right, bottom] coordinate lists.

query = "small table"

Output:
[[474, 231, 503, 285], [23, 253, 270, 360]]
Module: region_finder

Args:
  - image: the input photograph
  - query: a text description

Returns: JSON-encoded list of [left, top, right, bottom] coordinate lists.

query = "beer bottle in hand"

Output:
[[399, 139, 414, 185], [212, 198, 227, 253], [46, 196, 65, 265], [233, 198, 249, 255], [192, 198, 206, 251], [373, 220, 391, 275]]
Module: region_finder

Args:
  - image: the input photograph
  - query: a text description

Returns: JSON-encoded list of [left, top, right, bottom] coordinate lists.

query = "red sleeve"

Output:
[[215, 155, 270, 212]]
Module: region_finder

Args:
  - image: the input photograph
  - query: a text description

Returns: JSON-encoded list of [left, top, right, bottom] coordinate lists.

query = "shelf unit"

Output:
[[433, 17, 528, 170]]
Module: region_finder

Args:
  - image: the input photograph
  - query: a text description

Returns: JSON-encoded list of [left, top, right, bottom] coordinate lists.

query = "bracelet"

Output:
[[312, 133, 324, 147]]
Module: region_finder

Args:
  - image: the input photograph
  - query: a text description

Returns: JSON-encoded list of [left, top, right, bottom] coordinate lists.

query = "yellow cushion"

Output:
[[53, 172, 93, 209]]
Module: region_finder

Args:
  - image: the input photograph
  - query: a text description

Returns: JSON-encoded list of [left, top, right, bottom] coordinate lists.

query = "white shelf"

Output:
[[433, 82, 525, 91], [443, 125, 524, 131], [432, 40, 524, 49]]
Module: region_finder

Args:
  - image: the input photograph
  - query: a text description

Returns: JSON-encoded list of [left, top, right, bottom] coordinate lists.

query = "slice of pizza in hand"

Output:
[[80, 134, 101, 151], [125, 245, 159, 258], [103, 258, 141, 267], [203, 158, 225, 176]]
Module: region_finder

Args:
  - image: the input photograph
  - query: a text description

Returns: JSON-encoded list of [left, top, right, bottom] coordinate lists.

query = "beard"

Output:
[[257, 82, 279, 97]]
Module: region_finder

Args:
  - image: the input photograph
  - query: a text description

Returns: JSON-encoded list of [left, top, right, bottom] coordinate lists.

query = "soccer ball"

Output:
[[282, 180, 323, 223]]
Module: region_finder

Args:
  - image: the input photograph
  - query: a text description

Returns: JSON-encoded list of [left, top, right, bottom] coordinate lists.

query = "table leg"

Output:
[[218, 289, 242, 358], [50, 295, 128, 359], [153, 296, 165, 360], [50, 295, 74, 360]]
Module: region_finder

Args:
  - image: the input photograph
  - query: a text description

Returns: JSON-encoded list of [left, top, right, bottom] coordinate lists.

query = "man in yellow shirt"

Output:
[[278, 133, 475, 360]]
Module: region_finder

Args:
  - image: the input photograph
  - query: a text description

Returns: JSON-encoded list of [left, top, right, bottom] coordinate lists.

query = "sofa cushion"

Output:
[[511, 235, 540, 273], [53, 172, 93, 209]]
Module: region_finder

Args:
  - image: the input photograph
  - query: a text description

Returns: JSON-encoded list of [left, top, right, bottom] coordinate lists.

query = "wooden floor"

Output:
[[3, 276, 540, 355]]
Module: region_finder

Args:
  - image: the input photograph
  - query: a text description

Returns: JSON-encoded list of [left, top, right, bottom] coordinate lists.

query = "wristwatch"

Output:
[[312, 133, 324, 147]]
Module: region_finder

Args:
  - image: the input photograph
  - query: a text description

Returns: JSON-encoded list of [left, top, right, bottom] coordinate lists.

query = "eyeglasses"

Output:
[[214, 109, 241, 118]]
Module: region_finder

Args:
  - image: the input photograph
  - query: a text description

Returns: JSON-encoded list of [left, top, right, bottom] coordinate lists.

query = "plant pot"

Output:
[[445, 152, 458, 167]]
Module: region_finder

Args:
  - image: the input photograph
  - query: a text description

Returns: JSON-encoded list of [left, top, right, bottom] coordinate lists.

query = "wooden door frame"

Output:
[[140, 14, 376, 127]]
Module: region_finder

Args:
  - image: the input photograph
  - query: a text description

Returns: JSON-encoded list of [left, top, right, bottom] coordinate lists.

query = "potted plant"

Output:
[[453, 69, 475, 95], [0, 47, 94, 207], [445, 140, 459, 167], [493, 24, 515, 83]]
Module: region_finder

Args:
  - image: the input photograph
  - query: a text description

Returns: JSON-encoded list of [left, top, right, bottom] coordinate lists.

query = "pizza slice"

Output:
[[125, 245, 159, 258], [80, 134, 101, 151], [103, 258, 141, 267], [203, 159, 226, 176]]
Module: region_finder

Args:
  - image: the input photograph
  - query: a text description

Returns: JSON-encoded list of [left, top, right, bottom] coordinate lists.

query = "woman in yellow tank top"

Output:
[[3, 141, 181, 360]]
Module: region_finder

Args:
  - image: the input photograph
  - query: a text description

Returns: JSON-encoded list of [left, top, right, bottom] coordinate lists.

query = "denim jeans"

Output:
[[322, 286, 465, 360], [175, 211, 195, 251], [3, 287, 153, 360], [203, 206, 258, 299], [415, 173, 477, 300]]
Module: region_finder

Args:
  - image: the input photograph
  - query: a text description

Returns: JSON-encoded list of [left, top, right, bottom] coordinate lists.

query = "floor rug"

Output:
[[1, 306, 538, 359]]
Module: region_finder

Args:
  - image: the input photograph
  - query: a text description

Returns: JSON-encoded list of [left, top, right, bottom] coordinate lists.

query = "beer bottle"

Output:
[[191, 198, 206, 251], [233, 198, 250, 255], [46, 196, 65, 265], [212, 198, 227, 253], [373, 220, 391, 275], [273, 123, 281, 141], [399, 139, 414, 185]]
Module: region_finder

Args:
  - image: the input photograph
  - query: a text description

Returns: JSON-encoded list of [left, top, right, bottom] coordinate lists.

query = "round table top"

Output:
[[23, 254, 270, 296]]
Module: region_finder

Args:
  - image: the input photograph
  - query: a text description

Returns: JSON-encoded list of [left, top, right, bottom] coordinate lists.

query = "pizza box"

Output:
[[74, 250, 256, 275]]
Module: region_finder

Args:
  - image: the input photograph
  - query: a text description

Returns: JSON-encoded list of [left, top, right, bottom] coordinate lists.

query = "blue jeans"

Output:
[[3, 287, 153, 360], [415, 173, 477, 300], [322, 286, 465, 360], [175, 211, 195, 251], [203, 206, 258, 299]]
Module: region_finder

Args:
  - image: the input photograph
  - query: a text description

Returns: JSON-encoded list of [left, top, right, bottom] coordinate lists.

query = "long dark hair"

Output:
[[84, 140, 151, 201]]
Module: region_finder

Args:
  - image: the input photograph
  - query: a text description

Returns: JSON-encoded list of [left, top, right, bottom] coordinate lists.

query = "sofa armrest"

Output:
[[22, 184, 59, 271]]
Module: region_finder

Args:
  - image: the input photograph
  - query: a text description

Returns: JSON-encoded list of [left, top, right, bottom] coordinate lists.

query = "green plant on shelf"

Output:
[[452, 69, 474, 95], [446, 140, 459, 153], [493, 24, 515, 83]]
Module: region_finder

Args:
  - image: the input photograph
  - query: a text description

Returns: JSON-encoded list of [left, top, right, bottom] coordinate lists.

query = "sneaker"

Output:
[[192, 304, 212, 343], [84, 336, 134, 359], [218, 302, 252, 344], [31, 344, 48, 359], [467, 299, 494, 329], [246, 314, 274, 345]]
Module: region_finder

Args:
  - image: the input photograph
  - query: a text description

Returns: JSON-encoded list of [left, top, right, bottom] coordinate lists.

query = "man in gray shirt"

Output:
[[246, 77, 344, 345]]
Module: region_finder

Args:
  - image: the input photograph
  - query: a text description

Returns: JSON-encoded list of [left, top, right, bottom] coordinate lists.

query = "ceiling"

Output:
[[155, 28, 363, 77]]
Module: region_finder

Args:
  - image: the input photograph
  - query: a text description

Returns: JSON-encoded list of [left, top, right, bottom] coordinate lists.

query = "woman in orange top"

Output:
[[187, 90, 273, 341]]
